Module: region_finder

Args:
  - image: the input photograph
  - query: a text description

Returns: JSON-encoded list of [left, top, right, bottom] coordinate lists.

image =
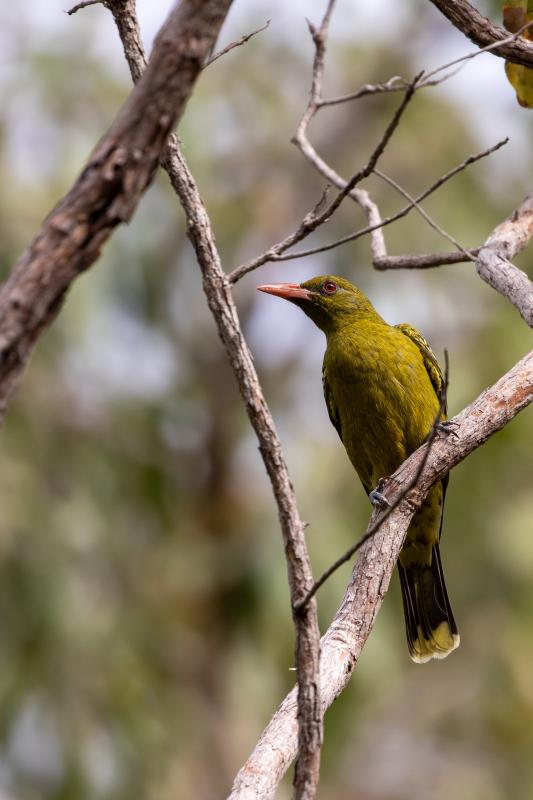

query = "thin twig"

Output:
[[243, 138, 506, 267], [374, 249, 479, 269], [204, 19, 270, 68], [228, 76, 420, 283], [317, 23, 533, 109], [290, 2, 387, 265], [373, 168, 474, 260], [320, 76, 410, 107], [66, 0, 104, 14], [295, 351, 451, 611], [228, 189, 331, 281], [288, 13, 517, 273]]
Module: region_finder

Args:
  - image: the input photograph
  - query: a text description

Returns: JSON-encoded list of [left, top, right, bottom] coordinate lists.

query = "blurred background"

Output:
[[0, 1, 532, 798]]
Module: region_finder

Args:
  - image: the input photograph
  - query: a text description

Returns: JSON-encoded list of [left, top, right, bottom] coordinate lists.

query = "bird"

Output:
[[257, 275, 459, 663]]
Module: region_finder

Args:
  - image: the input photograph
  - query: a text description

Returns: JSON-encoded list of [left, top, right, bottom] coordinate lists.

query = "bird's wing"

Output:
[[395, 323, 446, 413], [322, 363, 344, 442], [322, 362, 373, 496]]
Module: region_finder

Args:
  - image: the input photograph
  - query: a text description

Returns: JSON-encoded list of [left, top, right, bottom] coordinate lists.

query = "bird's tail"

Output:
[[398, 543, 459, 663]]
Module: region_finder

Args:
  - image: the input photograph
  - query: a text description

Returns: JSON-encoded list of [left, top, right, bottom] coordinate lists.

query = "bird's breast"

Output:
[[323, 327, 438, 484]]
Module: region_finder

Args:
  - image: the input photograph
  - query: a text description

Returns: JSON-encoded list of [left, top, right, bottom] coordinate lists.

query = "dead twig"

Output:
[[373, 168, 474, 260], [66, 0, 104, 14], [228, 76, 420, 283], [204, 19, 270, 68], [320, 76, 410, 107], [374, 249, 479, 270], [234, 138, 505, 268]]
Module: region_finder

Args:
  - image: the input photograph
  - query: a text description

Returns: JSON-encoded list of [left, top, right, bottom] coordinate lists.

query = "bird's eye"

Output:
[[322, 281, 337, 295]]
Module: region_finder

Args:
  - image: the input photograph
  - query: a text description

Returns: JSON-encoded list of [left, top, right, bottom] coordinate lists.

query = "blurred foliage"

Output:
[[0, 2, 532, 800]]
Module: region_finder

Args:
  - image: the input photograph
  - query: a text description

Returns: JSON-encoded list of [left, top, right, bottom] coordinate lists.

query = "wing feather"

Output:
[[322, 363, 343, 442], [395, 323, 446, 414]]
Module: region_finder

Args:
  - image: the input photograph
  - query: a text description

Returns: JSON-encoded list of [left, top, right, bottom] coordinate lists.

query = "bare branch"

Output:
[[319, 22, 533, 108], [373, 168, 473, 258], [100, 3, 323, 797], [228, 189, 331, 283], [476, 194, 533, 326], [66, 0, 104, 15], [232, 55, 505, 280], [204, 19, 271, 68], [229, 79, 418, 283], [428, 0, 533, 67], [320, 76, 409, 107], [0, 0, 233, 422], [374, 249, 479, 269], [229, 348, 533, 800], [246, 138, 505, 267]]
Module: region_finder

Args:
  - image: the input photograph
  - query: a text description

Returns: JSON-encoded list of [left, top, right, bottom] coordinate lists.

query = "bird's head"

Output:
[[257, 275, 377, 334]]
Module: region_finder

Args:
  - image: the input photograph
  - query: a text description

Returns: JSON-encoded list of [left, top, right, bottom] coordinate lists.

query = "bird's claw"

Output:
[[436, 420, 459, 439], [369, 480, 391, 509]]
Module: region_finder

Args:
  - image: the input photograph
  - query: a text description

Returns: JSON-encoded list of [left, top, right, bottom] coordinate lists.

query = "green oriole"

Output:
[[258, 275, 459, 662]]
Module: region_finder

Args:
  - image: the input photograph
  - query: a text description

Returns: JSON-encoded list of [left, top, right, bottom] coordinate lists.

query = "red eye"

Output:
[[322, 281, 337, 294]]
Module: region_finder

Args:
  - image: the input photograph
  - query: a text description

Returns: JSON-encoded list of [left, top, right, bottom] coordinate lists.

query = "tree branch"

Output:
[[228, 77, 420, 283], [248, 138, 504, 269], [67, 0, 104, 15], [204, 19, 271, 68], [229, 348, 533, 800], [101, 2, 322, 797], [374, 249, 479, 269], [228, 0, 509, 280], [0, 0, 233, 420], [476, 193, 533, 327], [428, 0, 533, 67]]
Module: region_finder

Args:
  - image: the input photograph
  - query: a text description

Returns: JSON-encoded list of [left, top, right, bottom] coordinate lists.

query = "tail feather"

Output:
[[398, 543, 459, 663]]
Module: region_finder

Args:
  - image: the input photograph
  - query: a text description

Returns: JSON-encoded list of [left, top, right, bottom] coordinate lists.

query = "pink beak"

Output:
[[257, 283, 312, 301]]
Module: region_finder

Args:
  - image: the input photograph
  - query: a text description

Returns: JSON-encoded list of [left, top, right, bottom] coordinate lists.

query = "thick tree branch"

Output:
[[0, 0, 233, 420], [101, 3, 322, 797], [476, 194, 533, 327], [229, 348, 533, 800], [428, 0, 533, 66]]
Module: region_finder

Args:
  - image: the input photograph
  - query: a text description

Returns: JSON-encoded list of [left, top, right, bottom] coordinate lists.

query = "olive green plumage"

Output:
[[259, 275, 459, 662]]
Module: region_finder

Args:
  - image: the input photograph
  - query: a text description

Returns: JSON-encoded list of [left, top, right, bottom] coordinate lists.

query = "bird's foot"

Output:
[[436, 420, 459, 439], [369, 478, 391, 509]]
